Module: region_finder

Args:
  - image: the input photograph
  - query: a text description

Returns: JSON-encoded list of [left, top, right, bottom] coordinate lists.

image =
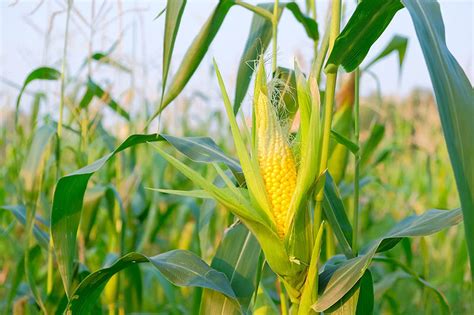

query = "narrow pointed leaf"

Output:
[[161, 0, 187, 100], [79, 79, 130, 121], [323, 173, 354, 258], [15, 67, 60, 125], [152, 0, 234, 119], [330, 129, 359, 155], [364, 35, 408, 70]]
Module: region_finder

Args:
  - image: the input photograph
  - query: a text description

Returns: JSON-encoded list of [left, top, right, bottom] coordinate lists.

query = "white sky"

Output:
[[0, 0, 472, 122]]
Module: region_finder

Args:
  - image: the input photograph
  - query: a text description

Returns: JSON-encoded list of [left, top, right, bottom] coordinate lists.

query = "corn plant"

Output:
[[1, 0, 472, 314]]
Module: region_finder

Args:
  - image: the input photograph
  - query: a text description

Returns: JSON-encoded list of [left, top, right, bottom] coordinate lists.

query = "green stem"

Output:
[[49, 0, 73, 296], [58, 0, 72, 138], [271, 0, 279, 73], [310, 0, 318, 59], [315, 0, 341, 245], [312, 17, 330, 83], [353, 67, 360, 255]]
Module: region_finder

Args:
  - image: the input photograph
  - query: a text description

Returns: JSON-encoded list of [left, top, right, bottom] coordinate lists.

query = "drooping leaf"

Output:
[[51, 134, 162, 297], [285, 2, 318, 41], [15, 67, 61, 125], [161, 134, 243, 182], [89, 52, 131, 72], [201, 223, 261, 314], [364, 35, 408, 70], [314, 208, 462, 312], [325, 0, 404, 73], [79, 79, 130, 121], [402, 0, 474, 282], [330, 129, 359, 155], [67, 250, 236, 314], [360, 123, 385, 170], [0, 205, 49, 249], [372, 258, 450, 314]]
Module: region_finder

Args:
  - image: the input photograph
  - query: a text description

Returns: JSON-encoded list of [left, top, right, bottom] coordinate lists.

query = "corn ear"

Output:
[[254, 60, 297, 238]]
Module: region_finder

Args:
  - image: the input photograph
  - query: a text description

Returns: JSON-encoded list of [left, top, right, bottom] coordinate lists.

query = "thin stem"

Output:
[[311, 15, 330, 83], [58, 0, 73, 138], [315, 0, 341, 236], [310, 0, 318, 59], [49, 0, 73, 296], [353, 67, 360, 254], [271, 0, 279, 73]]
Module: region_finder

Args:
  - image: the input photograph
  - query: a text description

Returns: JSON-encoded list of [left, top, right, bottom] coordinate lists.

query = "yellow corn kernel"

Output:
[[256, 91, 297, 238]]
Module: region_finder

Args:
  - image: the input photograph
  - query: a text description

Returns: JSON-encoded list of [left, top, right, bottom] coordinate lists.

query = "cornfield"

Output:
[[0, 0, 472, 314]]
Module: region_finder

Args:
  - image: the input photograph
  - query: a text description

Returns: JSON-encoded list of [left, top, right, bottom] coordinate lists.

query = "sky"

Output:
[[0, 0, 472, 120]]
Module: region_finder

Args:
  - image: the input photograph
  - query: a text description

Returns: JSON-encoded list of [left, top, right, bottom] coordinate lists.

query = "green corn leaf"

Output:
[[322, 172, 354, 259], [355, 270, 374, 315], [21, 124, 56, 197], [161, 0, 187, 102], [1, 205, 49, 249], [25, 245, 47, 313], [89, 52, 131, 72], [67, 250, 237, 314], [401, 0, 474, 283], [324, 0, 404, 73], [161, 134, 243, 183], [364, 35, 408, 71], [360, 123, 385, 170], [285, 2, 318, 41], [147, 188, 212, 199], [15, 67, 61, 126], [51, 133, 162, 297], [330, 129, 359, 155], [79, 79, 130, 121], [372, 258, 450, 314], [150, 0, 234, 121], [234, 3, 282, 113], [201, 223, 261, 314], [314, 208, 462, 312]]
